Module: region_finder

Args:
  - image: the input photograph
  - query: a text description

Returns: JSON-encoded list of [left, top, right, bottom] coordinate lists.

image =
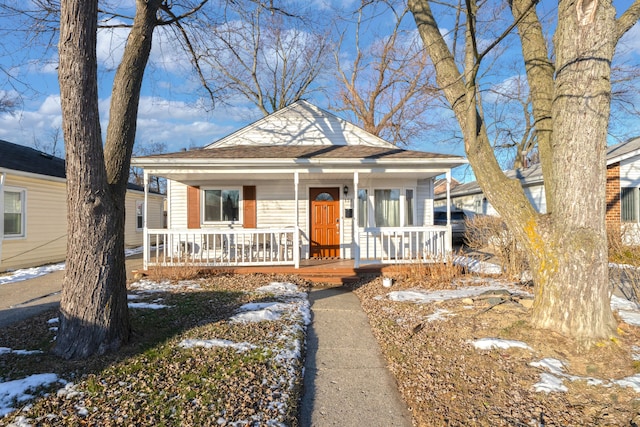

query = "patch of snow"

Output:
[[632, 346, 640, 361], [230, 302, 291, 323], [615, 374, 640, 393], [388, 285, 527, 305], [0, 348, 42, 356], [611, 295, 640, 326], [47, 318, 59, 324], [127, 302, 171, 310], [129, 279, 201, 293], [0, 263, 65, 286], [453, 256, 502, 275], [530, 358, 566, 375], [127, 294, 142, 300], [0, 374, 65, 416], [471, 338, 532, 351], [533, 373, 568, 393], [178, 339, 256, 353], [426, 309, 453, 322]]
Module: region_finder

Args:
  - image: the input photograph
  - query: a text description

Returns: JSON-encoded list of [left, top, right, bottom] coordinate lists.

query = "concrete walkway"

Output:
[[300, 287, 412, 426]]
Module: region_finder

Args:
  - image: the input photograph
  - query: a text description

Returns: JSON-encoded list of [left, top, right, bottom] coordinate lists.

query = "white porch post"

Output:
[[0, 172, 5, 268], [445, 170, 452, 252], [353, 172, 360, 268], [143, 170, 149, 270], [294, 171, 300, 269]]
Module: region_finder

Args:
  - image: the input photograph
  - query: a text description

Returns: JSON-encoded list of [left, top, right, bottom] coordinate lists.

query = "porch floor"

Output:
[[148, 259, 403, 285]]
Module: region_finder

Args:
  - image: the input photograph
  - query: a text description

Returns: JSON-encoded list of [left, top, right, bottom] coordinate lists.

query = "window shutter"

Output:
[[187, 185, 200, 229], [243, 186, 257, 228]]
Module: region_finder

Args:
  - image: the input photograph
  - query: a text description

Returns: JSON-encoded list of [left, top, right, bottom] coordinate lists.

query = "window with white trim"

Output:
[[358, 189, 368, 228], [4, 189, 26, 238], [203, 188, 240, 223], [622, 187, 638, 222], [135, 200, 144, 230], [405, 189, 414, 226]]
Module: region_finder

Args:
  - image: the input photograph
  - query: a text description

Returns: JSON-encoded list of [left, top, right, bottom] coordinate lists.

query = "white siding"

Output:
[[124, 191, 164, 247], [168, 180, 188, 229], [1, 173, 163, 272], [620, 158, 640, 187], [166, 176, 434, 260]]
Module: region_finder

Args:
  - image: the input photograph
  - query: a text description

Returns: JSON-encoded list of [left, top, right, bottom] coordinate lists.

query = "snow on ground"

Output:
[[471, 338, 532, 351], [129, 279, 202, 293], [0, 348, 43, 356], [179, 281, 310, 425], [0, 374, 65, 417], [127, 302, 172, 310], [178, 338, 256, 353], [0, 246, 147, 286], [0, 263, 65, 286], [453, 255, 503, 275], [389, 283, 640, 395]]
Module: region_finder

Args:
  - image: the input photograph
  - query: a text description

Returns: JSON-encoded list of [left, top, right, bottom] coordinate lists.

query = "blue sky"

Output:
[[0, 0, 639, 182]]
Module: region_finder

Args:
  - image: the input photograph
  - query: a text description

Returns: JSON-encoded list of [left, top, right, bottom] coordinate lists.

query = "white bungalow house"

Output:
[[435, 136, 640, 243], [132, 101, 467, 269]]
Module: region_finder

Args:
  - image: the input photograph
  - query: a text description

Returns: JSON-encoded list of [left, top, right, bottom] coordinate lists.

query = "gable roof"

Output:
[[206, 100, 396, 149], [439, 136, 640, 199]]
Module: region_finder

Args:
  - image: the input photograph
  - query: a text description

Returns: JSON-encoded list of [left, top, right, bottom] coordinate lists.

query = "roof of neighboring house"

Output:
[[434, 178, 460, 195], [0, 139, 159, 193], [0, 139, 66, 179], [437, 136, 640, 200]]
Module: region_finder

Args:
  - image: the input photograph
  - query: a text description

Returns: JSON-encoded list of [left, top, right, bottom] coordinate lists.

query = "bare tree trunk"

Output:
[[408, 0, 625, 344], [55, 0, 159, 359], [55, 0, 129, 359]]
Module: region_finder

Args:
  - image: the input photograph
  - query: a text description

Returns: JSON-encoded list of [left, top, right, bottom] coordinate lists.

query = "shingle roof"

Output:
[[0, 139, 155, 192], [0, 139, 66, 178], [138, 144, 458, 161]]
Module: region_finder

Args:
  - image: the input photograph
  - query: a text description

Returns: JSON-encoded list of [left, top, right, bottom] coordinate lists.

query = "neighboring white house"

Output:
[[132, 101, 467, 269], [435, 137, 640, 243], [0, 140, 166, 272]]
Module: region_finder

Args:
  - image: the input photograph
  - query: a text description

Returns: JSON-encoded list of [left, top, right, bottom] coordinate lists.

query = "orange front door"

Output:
[[310, 187, 340, 258]]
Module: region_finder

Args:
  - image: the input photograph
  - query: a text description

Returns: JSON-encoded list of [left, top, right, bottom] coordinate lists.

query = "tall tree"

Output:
[[408, 0, 640, 343], [56, 0, 210, 359], [333, 0, 438, 145], [195, 1, 331, 115]]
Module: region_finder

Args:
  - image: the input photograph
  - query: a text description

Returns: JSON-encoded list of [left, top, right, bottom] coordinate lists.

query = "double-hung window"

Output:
[[4, 189, 26, 238], [622, 187, 639, 222], [135, 200, 144, 230], [203, 189, 240, 223]]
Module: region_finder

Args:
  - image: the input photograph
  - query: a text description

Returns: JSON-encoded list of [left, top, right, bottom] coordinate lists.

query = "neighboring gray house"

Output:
[[132, 101, 467, 269], [435, 137, 640, 243]]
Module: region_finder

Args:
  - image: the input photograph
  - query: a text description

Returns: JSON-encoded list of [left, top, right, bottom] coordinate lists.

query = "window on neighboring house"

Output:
[[203, 189, 240, 222], [4, 189, 26, 238], [375, 189, 400, 227], [358, 189, 368, 227], [621, 187, 638, 222], [405, 189, 414, 226], [135, 200, 144, 230]]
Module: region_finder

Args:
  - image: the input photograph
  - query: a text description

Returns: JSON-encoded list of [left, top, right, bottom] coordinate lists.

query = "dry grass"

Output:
[[464, 215, 528, 279]]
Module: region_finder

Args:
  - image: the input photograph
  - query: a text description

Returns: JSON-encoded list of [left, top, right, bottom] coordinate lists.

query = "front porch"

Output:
[[143, 225, 452, 271]]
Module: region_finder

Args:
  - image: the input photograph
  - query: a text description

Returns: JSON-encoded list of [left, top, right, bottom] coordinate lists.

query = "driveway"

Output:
[[0, 253, 143, 328]]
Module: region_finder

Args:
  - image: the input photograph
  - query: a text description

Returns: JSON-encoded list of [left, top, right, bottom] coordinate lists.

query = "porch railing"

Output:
[[360, 226, 451, 263], [144, 227, 299, 269]]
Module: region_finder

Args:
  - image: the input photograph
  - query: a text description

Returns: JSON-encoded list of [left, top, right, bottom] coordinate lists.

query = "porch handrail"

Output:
[[361, 225, 451, 263], [144, 227, 299, 269]]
